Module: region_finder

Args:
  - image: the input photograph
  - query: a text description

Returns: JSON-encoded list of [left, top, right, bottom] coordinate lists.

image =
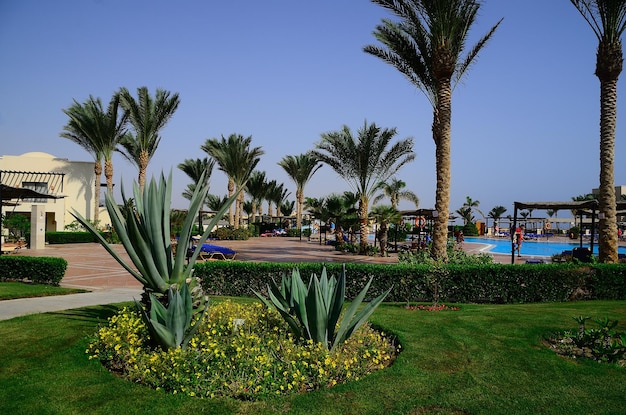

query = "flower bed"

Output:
[[88, 301, 399, 399], [404, 303, 460, 312]]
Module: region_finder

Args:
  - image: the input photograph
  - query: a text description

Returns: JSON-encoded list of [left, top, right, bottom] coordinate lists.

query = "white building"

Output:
[[0, 152, 111, 234]]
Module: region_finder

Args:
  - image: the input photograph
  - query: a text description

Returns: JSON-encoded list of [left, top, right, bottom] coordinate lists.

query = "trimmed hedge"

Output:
[[46, 232, 97, 244], [0, 256, 67, 286], [193, 261, 626, 304]]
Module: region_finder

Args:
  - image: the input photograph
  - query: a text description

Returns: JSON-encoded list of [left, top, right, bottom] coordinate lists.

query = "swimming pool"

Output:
[[464, 237, 626, 257]]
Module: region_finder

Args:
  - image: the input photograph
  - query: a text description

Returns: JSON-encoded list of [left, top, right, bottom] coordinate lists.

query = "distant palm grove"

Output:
[[60, 0, 625, 264]]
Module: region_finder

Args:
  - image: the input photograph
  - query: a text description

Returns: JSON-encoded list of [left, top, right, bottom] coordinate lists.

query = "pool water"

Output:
[[464, 237, 626, 257]]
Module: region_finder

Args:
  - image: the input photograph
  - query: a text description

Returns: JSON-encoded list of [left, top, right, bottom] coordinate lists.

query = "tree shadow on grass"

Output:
[[49, 303, 130, 323]]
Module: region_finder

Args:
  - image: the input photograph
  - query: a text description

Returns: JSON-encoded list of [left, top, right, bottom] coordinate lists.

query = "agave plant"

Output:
[[135, 283, 207, 350], [254, 265, 391, 351], [72, 170, 235, 293], [72, 170, 238, 349]]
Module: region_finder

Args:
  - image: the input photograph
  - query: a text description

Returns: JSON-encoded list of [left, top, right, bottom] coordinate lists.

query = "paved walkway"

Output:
[[0, 237, 511, 321]]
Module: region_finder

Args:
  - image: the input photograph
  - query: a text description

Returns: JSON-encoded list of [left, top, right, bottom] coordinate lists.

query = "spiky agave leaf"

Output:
[[331, 277, 392, 351], [255, 265, 391, 350], [72, 170, 240, 293], [135, 283, 208, 350]]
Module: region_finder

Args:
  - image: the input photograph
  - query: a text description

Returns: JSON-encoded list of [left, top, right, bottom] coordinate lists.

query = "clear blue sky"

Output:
[[1, 0, 623, 220]]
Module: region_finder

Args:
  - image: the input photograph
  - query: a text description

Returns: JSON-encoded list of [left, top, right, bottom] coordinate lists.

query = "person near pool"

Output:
[[514, 225, 524, 257]]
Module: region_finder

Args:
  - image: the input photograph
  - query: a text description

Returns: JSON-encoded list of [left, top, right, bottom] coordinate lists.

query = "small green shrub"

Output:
[[0, 256, 67, 285], [546, 316, 626, 366], [46, 231, 97, 244]]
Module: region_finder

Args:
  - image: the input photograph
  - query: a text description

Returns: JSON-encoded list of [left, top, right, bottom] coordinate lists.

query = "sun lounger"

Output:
[[189, 243, 237, 261]]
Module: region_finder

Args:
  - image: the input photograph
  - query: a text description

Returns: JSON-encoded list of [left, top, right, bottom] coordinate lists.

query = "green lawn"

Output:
[[0, 300, 625, 415], [0, 281, 87, 300]]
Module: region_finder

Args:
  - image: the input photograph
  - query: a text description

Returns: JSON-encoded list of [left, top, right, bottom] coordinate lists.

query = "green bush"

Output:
[[215, 227, 250, 240], [0, 256, 67, 285], [46, 231, 97, 244], [193, 261, 626, 305]]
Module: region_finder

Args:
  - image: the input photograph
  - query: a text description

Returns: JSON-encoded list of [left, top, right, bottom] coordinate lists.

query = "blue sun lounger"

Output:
[[189, 244, 237, 261]]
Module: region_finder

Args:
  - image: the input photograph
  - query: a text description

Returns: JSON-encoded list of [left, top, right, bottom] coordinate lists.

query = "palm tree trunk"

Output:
[[379, 224, 388, 256], [296, 188, 303, 229], [598, 78, 619, 263], [251, 201, 257, 224], [431, 81, 453, 262], [93, 161, 102, 223], [358, 198, 369, 254], [104, 159, 114, 205], [234, 190, 245, 229], [138, 150, 149, 192], [227, 178, 235, 227]]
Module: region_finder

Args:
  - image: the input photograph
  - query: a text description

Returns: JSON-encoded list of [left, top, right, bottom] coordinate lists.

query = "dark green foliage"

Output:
[[462, 222, 479, 236], [46, 231, 98, 244], [194, 261, 626, 304], [215, 227, 250, 240], [0, 256, 67, 285]]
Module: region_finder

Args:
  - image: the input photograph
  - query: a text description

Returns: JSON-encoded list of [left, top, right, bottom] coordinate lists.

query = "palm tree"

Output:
[[60, 93, 128, 222], [118, 87, 180, 191], [372, 177, 419, 210], [571, 0, 626, 262], [245, 170, 268, 223], [455, 206, 473, 226], [278, 153, 323, 230], [206, 194, 229, 213], [364, 0, 501, 261], [266, 182, 291, 219], [202, 134, 263, 228], [370, 205, 402, 256], [280, 200, 295, 219], [312, 121, 415, 254], [178, 157, 215, 230], [462, 196, 484, 227], [488, 205, 507, 234]]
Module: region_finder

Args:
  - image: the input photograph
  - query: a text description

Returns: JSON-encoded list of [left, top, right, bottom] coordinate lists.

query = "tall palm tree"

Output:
[[60, 93, 128, 222], [312, 121, 415, 254], [364, 0, 501, 261], [202, 134, 263, 228], [118, 87, 180, 191], [245, 170, 268, 223], [571, 0, 626, 263], [178, 157, 215, 230], [372, 177, 419, 210], [370, 205, 402, 256], [278, 153, 323, 229]]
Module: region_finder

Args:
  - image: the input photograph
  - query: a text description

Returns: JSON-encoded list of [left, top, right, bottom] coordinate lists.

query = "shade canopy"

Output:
[[0, 183, 61, 201]]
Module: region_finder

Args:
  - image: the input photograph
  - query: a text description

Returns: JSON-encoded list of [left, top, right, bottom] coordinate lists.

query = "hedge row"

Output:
[[46, 232, 97, 244], [0, 256, 67, 286], [193, 261, 626, 304]]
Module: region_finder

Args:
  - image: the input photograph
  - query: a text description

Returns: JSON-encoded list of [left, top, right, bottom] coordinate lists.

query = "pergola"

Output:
[[0, 183, 62, 253], [511, 200, 626, 264]]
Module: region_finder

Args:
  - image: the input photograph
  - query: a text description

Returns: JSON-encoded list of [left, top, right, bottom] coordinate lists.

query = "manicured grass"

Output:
[[0, 281, 87, 300], [0, 300, 625, 414]]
